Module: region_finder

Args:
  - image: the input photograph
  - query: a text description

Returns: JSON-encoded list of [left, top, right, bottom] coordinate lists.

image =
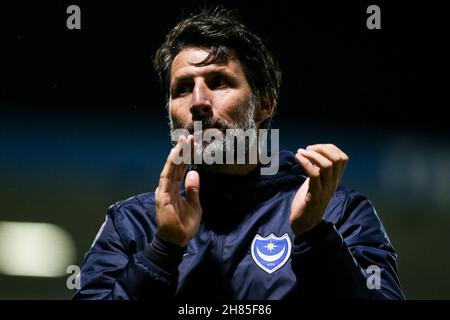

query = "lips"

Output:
[[188, 125, 227, 135]]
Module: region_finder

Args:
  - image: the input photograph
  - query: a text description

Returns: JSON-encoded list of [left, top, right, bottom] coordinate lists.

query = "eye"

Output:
[[209, 75, 228, 90], [174, 82, 193, 96]]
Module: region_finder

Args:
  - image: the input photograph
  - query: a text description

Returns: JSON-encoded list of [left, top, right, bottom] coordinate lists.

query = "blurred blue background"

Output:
[[0, 1, 448, 299]]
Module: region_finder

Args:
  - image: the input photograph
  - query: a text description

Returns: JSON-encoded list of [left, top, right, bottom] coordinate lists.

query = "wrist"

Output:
[[143, 232, 187, 273], [157, 228, 190, 247], [291, 217, 324, 237]]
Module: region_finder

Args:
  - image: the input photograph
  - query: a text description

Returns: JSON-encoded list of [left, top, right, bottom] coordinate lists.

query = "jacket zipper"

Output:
[[215, 234, 228, 296]]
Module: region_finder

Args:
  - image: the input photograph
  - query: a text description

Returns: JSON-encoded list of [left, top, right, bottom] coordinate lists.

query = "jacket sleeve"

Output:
[[72, 206, 178, 300], [290, 189, 405, 299]]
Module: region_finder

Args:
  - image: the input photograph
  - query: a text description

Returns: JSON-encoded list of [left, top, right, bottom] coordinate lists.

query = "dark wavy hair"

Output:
[[153, 7, 282, 129]]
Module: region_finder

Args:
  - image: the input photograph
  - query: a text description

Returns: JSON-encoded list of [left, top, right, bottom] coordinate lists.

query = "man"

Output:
[[73, 8, 404, 300]]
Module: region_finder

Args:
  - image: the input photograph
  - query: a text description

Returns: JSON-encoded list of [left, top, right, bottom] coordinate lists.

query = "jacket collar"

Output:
[[195, 150, 306, 232]]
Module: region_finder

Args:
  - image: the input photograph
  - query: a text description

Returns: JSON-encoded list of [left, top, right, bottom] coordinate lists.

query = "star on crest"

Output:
[[264, 241, 277, 252]]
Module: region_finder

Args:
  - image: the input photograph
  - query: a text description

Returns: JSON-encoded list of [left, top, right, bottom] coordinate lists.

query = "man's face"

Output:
[[168, 47, 256, 135]]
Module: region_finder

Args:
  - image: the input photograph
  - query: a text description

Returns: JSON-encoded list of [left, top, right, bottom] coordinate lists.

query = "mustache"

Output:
[[184, 118, 236, 134]]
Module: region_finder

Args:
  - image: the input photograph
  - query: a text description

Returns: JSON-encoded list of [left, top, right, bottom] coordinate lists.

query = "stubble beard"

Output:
[[169, 94, 258, 170]]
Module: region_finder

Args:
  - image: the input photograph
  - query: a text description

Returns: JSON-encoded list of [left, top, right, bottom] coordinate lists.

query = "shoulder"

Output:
[[333, 185, 367, 202], [325, 185, 393, 247], [325, 185, 377, 224], [110, 192, 155, 212], [106, 192, 157, 248]]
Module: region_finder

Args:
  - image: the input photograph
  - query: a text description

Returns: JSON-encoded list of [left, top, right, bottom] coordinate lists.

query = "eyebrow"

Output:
[[171, 68, 237, 88]]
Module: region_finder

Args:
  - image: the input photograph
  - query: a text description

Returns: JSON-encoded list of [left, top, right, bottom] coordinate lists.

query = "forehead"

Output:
[[170, 47, 247, 83]]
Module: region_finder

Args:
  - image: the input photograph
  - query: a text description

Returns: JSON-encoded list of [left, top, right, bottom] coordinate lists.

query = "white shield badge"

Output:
[[251, 233, 291, 274]]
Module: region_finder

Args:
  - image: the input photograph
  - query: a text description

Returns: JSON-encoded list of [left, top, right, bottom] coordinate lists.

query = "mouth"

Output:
[[187, 126, 226, 135], [185, 118, 231, 134]]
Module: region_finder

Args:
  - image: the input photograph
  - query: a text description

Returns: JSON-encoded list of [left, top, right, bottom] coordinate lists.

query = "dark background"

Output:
[[0, 1, 448, 299]]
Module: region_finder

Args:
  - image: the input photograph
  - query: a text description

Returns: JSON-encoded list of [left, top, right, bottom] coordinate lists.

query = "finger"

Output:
[[295, 152, 322, 195], [185, 170, 201, 211], [298, 148, 333, 183], [306, 144, 349, 165], [155, 186, 160, 202], [172, 135, 190, 177], [306, 144, 349, 180], [171, 135, 192, 193], [189, 134, 196, 162], [159, 135, 186, 193], [306, 144, 344, 161]]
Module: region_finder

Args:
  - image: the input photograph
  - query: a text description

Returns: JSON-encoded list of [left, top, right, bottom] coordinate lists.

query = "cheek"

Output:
[[221, 95, 251, 120], [169, 103, 185, 127], [170, 100, 196, 128]]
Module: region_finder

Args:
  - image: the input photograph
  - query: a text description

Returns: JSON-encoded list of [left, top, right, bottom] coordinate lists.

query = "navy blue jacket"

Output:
[[73, 150, 404, 300]]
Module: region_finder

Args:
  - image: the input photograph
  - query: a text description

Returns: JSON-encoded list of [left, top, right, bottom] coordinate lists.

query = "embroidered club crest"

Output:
[[251, 233, 291, 274]]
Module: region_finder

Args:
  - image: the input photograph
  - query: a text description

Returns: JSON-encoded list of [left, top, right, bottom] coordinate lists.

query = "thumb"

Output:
[[185, 170, 201, 210]]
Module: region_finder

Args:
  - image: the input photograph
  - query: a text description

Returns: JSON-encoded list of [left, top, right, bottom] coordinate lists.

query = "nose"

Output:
[[190, 81, 213, 120]]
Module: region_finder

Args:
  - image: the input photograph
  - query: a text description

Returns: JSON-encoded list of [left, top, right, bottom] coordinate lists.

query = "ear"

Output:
[[254, 91, 275, 125]]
